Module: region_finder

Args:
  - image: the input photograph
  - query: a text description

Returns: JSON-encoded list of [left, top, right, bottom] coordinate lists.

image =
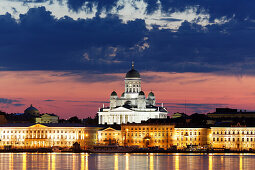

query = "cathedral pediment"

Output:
[[110, 107, 133, 112]]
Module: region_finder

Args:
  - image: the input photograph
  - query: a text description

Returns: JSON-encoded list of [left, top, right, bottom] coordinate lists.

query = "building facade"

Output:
[[98, 127, 123, 145], [174, 128, 210, 149], [0, 124, 101, 149], [98, 63, 168, 125], [121, 123, 175, 149], [35, 114, 59, 124], [211, 126, 255, 150]]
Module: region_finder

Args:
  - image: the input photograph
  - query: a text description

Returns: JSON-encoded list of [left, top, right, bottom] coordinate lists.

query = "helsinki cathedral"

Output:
[[98, 62, 168, 125]]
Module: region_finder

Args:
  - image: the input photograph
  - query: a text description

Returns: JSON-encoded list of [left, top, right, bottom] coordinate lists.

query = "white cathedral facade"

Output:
[[98, 63, 168, 125]]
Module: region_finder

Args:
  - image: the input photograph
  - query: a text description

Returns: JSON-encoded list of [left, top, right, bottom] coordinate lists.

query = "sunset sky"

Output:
[[1, 0, 255, 118]]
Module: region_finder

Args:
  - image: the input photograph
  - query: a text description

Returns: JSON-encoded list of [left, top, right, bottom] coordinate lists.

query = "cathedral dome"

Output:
[[125, 62, 140, 78], [111, 91, 117, 96], [126, 69, 140, 78], [139, 91, 145, 96], [24, 104, 40, 115]]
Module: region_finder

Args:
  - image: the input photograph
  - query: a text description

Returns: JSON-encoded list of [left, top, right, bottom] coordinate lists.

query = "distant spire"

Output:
[[30, 104, 33, 107], [132, 61, 134, 69]]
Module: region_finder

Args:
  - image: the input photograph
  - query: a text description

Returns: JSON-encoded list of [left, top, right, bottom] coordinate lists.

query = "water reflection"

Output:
[[240, 155, 243, 170], [175, 154, 179, 170], [22, 153, 26, 170], [1, 153, 255, 170], [149, 153, 154, 170], [209, 153, 213, 170], [125, 153, 129, 170], [114, 154, 118, 170]]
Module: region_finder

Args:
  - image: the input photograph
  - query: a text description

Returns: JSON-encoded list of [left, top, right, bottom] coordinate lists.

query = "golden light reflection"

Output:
[[125, 153, 129, 170], [81, 153, 89, 170], [9, 153, 13, 170], [23, 153, 27, 170], [51, 153, 56, 170], [240, 155, 243, 170], [85, 153, 88, 170], [149, 154, 154, 170], [81, 154, 84, 170], [209, 154, 213, 170], [73, 154, 76, 170], [114, 154, 118, 170], [175, 154, 179, 170]]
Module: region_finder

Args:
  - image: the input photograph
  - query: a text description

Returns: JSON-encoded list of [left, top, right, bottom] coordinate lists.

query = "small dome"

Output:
[[24, 104, 40, 115], [139, 91, 145, 96], [148, 91, 154, 97], [111, 91, 117, 96], [121, 92, 125, 97]]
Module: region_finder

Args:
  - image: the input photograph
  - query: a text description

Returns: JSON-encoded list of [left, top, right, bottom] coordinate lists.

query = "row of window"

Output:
[[127, 139, 171, 143], [127, 133, 172, 137], [1, 130, 83, 134], [1, 141, 74, 145], [177, 137, 201, 141], [213, 137, 255, 142], [101, 133, 121, 136], [1, 135, 81, 140], [179, 132, 201, 135], [124, 127, 173, 131], [212, 131, 255, 135]]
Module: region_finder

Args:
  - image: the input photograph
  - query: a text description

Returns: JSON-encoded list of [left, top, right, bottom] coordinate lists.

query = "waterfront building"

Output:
[[210, 125, 255, 150], [121, 123, 175, 149], [35, 113, 59, 123], [174, 127, 210, 149], [98, 62, 168, 125], [98, 127, 123, 145], [0, 123, 102, 149]]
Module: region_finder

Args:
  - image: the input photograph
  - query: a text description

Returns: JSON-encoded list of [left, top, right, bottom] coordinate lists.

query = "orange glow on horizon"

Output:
[[1, 71, 255, 118]]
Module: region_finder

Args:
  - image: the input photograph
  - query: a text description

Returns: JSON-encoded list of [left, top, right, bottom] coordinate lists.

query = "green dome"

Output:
[[111, 91, 117, 96]]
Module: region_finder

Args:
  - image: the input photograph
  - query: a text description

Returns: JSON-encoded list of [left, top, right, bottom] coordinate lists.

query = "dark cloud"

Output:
[[0, 7, 146, 72], [1, 6, 255, 76], [0, 98, 19, 104], [0, 98, 24, 107], [44, 99, 56, 102]]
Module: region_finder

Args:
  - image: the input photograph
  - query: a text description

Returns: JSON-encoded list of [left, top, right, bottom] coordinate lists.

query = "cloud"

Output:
[[44, 99, 55, 102], [0, 98, 24, 107], [1, 6, 255, 76], [0, 7, 146, 72]]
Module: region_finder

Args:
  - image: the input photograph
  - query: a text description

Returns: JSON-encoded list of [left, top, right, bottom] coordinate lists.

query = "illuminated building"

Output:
[[98, 62, 168, 125], [35, 113, 59, 123], [210, 126, 255, 150], [0, 123, 101, 149], [121, 123, 175, 149], [174, 128, 210, 149], [98, 127, 123, 145]]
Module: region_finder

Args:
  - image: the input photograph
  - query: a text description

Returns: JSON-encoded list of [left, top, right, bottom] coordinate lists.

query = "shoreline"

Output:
[[0, 149, 255, 154]]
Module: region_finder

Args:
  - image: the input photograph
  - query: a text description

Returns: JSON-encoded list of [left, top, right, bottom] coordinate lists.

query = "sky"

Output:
[[1, 0, 255, 118]]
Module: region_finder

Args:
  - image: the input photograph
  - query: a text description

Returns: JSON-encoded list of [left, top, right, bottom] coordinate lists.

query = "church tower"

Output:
[[124, 62, 141, 99]]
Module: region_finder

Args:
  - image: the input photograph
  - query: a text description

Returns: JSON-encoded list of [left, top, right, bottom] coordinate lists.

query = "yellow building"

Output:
[[210, 126, 255, 151], [122, 123, 175, 149], [174, 128, 209, 149], [0, 123, 101, 149], [98, 127, 123, 145]]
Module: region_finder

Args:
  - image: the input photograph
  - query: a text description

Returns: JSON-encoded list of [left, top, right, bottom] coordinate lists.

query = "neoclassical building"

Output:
[[0, 123, 101, 149], [98, 63, 168, 125]]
